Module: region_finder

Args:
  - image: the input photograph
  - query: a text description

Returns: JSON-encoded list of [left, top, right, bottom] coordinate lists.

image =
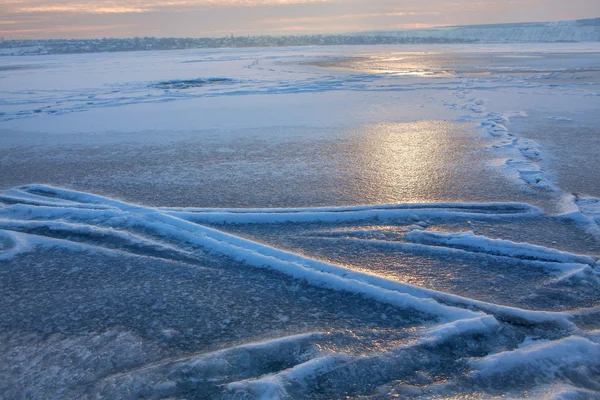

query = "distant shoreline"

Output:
[[2, 18, 599, 57]]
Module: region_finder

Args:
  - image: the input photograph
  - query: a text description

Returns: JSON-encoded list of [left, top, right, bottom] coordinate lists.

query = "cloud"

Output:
[[1, 0, 599, 39], [8, 0, 333, 14], [14, 5, 149, 13]]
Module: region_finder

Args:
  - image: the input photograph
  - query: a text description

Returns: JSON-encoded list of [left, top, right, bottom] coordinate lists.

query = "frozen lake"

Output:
[[1, 44, 600, 399]]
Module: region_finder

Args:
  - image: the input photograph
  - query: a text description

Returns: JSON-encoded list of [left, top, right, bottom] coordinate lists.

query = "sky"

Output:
[[1, 0, 599, 39]]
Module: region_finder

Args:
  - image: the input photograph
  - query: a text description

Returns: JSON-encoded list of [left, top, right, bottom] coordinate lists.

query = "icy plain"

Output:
[[1, 44, 600, 399]]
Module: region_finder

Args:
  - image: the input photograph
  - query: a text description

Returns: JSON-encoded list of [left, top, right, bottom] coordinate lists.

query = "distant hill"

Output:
[[356, 18, 600, 43]]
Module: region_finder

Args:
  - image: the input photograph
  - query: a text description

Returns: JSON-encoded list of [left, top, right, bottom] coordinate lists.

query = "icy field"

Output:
[[1, 44, 600, 399]]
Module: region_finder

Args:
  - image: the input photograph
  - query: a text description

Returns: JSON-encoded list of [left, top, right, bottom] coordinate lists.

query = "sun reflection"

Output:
[[318, 54, 454, 78], [349, 121, 461, 205]]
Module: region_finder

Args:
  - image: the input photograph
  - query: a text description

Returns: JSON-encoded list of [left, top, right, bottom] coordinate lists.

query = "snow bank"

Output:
[[0, 188, 108, 208], [422, 316, 499, 344], [13, 185, 479, 322], [165, 202, 541, 224], [560, 194, 600, 240], [544, 386, 600, 400], [340, 237, 590, 275], [98, 331, 337, 399], [575, 195, 600, 224], [160, 202, 538, 215], [404, 230, 596, 266], [163, 332, 331, 371], [225, 355, 349, 400], [3, 185, 580, 327], [0, 203, 126, 223], [0, 219, 197, 261], [470, 336, 600, 378], [0, 230, 28, 260]]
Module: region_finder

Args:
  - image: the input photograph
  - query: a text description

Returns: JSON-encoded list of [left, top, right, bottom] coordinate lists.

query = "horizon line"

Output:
[[2, 16, 599, 42]]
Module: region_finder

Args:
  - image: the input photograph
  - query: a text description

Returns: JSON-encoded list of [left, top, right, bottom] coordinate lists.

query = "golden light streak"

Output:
[[15, 5, 149, 13], [10, 0, 332, 14]]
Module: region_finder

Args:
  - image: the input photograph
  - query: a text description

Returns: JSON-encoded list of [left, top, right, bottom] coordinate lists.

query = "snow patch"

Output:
[[470, 336, 600, 379], [0, 230, 28, 260], [404, 230, 596, 266], [225, 355, 349, 400], [422, 316, 499, 344]]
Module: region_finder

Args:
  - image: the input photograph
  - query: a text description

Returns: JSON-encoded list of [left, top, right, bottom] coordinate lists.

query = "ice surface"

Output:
[[1, 184, 598, 398], [1, 44, 600, 398]]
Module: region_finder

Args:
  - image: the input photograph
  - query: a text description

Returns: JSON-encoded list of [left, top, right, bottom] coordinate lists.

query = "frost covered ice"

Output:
[[1, 44, 600, 399]]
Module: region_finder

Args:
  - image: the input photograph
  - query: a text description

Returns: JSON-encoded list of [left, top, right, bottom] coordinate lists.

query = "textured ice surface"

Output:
[[1, 44, 600, 398], [1, 185, 598, 398]]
